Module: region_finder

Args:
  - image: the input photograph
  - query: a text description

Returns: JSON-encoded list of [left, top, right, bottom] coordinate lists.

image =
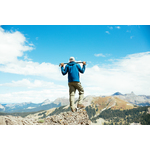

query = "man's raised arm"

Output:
[[61, 63, 68, 75], [76, 61, 86, 73]]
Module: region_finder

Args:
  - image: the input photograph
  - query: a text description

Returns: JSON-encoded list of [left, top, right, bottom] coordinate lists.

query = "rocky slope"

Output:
[[0, 115, 39, 125], [28, 95, 135, 124], [43, 109, 91, 125], [0, 109, 91, 125]]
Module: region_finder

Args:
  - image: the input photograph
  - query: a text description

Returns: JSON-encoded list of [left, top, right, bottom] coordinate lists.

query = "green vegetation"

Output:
[[38, 119, 44, 123], [85, 105, 96, 119], [38, 111, 47, 119], [90, 106, 150, 125], [0, 110, 42, 118]]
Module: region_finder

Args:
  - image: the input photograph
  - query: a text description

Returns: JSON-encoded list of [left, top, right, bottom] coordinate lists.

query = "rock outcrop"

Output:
[[0, 109, 91, 125], [130, 122, 141, 125], [44, 109, 91, 125], [147, 107, 150, 114], [0, 115, 39, 125]]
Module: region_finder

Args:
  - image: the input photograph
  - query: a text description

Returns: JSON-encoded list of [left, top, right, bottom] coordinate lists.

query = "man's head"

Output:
[[69, 57, 75, 62]]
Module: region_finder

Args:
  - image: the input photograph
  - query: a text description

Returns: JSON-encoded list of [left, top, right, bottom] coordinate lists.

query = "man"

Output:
[[60, 57, 86, 112]]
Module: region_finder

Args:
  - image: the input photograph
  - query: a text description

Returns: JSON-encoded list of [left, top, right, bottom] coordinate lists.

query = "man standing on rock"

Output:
[[60, 57, 86, 112]]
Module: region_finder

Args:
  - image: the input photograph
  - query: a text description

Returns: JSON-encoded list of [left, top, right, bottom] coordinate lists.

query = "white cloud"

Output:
[[126, 30, 131, 33], [0, 27, 150, 103], [108, 26, 113, 30], [116, 26, 120, 29], [0, 79, 65, 89], [1, 52, 150, 103], [0, 27, 63, 81], [82, 51, 150, 95], [0, 79, 69, 103], [0, 88, 68, 103], [130, 36, 134, 39], [29, 43, 34, 46], [0, 27, 33, 64], [24, 54, 32, 61], [0, 60, 64, 81], [94, 53, 105, 57], [105, 31, 110, 34]]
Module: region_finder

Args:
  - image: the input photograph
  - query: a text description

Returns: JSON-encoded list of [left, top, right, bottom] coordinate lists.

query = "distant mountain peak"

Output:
[[0, 104, 5, 111], [43, 99, 50, 103], [112, 92, 123, 96], [53, 97, 69, 106], [0, 104, 4, 109], [131, 91, 135, 95], [41, 99, 51, 106]]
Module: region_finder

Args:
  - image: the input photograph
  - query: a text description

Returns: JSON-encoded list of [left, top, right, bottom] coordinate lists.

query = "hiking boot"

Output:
[[77, 104, 85, 109], [71, 108, 77, 112]]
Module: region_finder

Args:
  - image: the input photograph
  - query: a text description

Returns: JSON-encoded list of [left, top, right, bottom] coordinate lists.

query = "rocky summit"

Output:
[[0, 109, 91, 125], [0, 115, 39, 125], [44, 109, 91, 125]]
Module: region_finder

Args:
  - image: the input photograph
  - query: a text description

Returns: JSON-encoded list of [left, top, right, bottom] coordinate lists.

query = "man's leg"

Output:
[[75, 82, 84, 105], [68, 82, 76, 111]]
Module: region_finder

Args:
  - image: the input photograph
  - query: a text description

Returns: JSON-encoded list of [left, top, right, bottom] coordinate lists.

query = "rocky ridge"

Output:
[[113, 92, 150, 106], [44, 109, 91, 125], [0, 109, 91, 125], [0, 115, 39, 125]]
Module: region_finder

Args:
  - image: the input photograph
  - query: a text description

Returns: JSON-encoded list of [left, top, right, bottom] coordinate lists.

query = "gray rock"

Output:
[[0, 109, 91, 125], [43, 109, 91, 125], [0, 116, 6, 125]]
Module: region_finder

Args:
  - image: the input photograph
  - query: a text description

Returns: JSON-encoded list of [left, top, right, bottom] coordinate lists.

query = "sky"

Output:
[[0, 25, 150, 104]]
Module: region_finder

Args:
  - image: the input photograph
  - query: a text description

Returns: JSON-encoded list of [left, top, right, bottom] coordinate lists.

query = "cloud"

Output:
[[130, 36, 134, 39], [82, 51, 150, 95], [1, 52, 150, 103], [94, 53, 106, 57], [0, 60, 64, 81], [24, 54, 32, 61], [0, 27, 34, 64], [0, 27, 63, 81], [126, 30, 131, 33], [29, 43, 34, 46], [1, 26, 150, 103], [0, 79, 68, 103], [0, 79, 65, 89], [108, 26, 113, 30], [105, 31, 110, 34], [116, 26, 120, 29], [0, 88, 68, 103]]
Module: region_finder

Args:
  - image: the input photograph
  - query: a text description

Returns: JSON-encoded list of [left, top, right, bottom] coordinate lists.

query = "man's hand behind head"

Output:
[[83, 61, 86, 65], [61, 63, 64, 67]]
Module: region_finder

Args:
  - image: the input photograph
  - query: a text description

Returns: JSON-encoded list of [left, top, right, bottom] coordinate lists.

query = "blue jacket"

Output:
[[61, 61, 86, 82]]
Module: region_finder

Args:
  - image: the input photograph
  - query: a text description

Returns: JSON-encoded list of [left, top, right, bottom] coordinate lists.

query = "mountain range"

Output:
[[0, 97, 69, 113], [112, 92, 150, 106], [1, 92, 150, 125], [0, 92, 150, 113]]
